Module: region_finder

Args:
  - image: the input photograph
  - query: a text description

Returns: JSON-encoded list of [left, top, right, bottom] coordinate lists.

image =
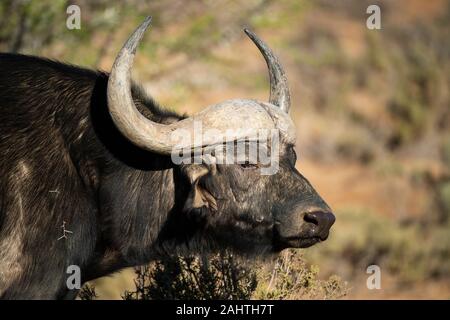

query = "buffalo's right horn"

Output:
[[244, 29, 291, 114]]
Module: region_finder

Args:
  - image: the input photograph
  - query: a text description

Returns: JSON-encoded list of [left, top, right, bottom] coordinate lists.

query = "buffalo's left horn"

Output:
[[244, 28, 291, 114]]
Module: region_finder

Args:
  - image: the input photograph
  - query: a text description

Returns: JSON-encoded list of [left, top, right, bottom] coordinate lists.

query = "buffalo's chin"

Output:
[[273, 236, 323, 251], [296, 237, 323, 248]]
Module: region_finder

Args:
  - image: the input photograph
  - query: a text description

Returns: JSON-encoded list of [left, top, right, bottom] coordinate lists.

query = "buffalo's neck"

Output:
[[89, 158, 179, 279], [54, 73, 187, 277]]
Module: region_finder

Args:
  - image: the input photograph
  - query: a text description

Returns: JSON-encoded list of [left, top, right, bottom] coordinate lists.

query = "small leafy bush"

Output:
[[254, 250, 349, 300], [122, 251, 257, 300]]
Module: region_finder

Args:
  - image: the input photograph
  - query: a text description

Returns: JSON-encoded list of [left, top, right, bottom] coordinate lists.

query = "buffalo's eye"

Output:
[[239, 161, 259, 169]]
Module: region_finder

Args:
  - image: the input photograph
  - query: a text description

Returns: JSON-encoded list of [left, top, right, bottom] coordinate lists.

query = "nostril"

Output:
[[304, 211, 336, 229], [303, 212, 319, 226]]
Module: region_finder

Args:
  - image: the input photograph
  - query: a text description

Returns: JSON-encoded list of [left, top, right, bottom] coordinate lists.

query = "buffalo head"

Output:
[[107, 17, 335, 254]]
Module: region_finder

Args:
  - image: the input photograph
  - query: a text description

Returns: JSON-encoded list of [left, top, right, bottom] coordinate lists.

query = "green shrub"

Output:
[[254, 250, 349, 300], [122, 252, 257, 300], [80, 249, 349, 300]]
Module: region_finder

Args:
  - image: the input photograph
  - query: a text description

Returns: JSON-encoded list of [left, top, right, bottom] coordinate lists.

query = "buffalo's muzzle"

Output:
[[274, 207, 336, 249], [303, 211, 335, 241]]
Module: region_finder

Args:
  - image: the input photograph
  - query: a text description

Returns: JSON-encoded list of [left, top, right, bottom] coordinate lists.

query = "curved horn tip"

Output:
[[136, 15, 153, 32], [243, 28, 257, 40], [141, 16, 153, 28], [242, 27, 291, 114], [123, 16, 153, 54]]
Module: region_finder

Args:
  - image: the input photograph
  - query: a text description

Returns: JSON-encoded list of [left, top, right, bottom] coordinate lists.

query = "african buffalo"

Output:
[[0, 17, 334, 299]]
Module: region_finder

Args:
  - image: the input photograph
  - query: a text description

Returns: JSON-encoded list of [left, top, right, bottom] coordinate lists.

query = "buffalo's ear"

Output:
[[182, 164, 218, 211]]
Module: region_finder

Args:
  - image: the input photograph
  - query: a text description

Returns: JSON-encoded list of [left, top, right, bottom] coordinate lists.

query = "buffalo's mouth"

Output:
[[286, 234, 328, 248], [274, 234, 328, 250]]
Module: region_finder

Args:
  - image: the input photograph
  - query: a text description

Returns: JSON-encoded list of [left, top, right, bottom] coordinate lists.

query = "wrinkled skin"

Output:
[[170, 145, 333, 255]]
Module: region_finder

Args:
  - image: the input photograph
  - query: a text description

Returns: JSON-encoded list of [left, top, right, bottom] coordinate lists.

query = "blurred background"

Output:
[[1, 0, 449, 299]]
